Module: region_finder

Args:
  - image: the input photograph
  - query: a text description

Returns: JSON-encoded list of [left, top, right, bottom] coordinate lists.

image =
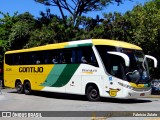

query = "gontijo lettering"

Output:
[[19, 67, 43, 73]]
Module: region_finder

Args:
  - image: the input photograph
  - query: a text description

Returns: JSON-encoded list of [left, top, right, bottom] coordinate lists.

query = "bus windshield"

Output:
[[96, 46, 150, 84], [121, 49, 150, 84]]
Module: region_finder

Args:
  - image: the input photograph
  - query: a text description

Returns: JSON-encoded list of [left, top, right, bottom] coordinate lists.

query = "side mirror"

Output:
[[107, 51, 130, 67], [144, 55, 157, 68]]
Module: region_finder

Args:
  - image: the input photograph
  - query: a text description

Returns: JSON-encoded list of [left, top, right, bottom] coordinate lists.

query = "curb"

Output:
[[146, 95, 160, 98]]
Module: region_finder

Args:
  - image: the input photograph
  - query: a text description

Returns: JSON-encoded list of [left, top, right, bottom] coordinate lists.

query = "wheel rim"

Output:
[[25, 83, 30, 93], [17, 83, 22, 92], [90, 89, 98, 98]]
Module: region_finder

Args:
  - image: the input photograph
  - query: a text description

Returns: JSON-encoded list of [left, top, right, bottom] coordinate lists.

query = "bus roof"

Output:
[[5, 39, 142, 54], [92, 39, 142, 50]]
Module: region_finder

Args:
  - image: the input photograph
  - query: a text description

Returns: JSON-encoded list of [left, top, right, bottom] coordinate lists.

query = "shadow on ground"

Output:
[[101, 97, 152, 104], [6, 89, 152, 104]]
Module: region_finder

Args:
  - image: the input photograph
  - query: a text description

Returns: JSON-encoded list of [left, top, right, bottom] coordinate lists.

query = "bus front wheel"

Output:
[[16, 81, 23, 94], [24, 81, 32, 95], [86, 85, 100, 101]]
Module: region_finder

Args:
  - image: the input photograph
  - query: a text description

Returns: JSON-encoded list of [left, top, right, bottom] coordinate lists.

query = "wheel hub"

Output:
[[17, 84, 22, 91], [91, 89, 97, 98]]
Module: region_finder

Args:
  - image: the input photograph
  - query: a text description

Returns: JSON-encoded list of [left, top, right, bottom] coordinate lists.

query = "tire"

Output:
[[86, 85, 100, 101], [24, 82, 32, 95], [16, 81, 24, 94]]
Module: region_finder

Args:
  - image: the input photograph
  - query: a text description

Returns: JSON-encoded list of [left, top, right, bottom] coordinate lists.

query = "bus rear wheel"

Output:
[[86, 85, 100, 101], [16, 81, 23, 94], [24, 81, 32, 95]]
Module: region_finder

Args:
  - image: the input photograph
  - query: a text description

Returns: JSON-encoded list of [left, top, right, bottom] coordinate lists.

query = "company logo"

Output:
[[106, 88, 120, 97], [81, 69, 97, 74], [19, 67, 43, 73]]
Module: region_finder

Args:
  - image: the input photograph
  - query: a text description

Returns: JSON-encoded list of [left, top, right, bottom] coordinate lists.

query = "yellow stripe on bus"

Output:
[[129, 83, 147, 88], [5, 42, 69, 54], [92, 39, 142, 50]]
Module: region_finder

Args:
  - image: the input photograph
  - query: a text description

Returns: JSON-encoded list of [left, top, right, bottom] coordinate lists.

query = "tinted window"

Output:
[[96, 45, 125, 79], [5, 46, 98, 67], [5, 54, 13, 65], [96, 45, 116, 71], [70, 47, 98, 67]]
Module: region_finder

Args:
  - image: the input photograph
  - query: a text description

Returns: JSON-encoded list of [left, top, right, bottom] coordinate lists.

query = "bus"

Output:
[[4, 39, 157, 101]]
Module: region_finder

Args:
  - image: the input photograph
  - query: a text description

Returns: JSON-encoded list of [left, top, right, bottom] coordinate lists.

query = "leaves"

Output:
[[35, 0, 130, 27], [9, 21, 31, 50]]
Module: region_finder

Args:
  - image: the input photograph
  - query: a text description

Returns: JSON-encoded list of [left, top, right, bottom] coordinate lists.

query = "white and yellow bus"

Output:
[[4, 39, 157, 101]]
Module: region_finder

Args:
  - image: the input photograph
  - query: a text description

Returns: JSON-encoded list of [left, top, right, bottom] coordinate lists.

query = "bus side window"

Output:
[[108, 55, 124, 79], [48, 49, 60, 64], [77, 49, 82, 63], [64, 49, 72, 64], [31, 53, 36, 64], [71, 50, 76, 63], [13, 54, 21, 65], [44, 51, 49, 64], [5, 54, 13, 65], [90, 52, 98, 66], [52, 56, 59, 64], [81, 56, 87, 63], [76, 46, 99, 67], [23, 53, 30, 65], [30, 51, 45, 64], [36, 52, 44, 64]]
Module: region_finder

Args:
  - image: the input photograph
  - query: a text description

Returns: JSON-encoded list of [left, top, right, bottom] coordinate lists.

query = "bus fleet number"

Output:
[[6, 68, 12, 71]]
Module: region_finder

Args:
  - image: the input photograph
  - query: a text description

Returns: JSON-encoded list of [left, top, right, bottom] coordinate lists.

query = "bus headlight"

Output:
[[118, 82, 133, 90]]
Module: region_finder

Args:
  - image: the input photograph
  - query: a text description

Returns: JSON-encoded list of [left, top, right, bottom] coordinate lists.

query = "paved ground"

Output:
[[0, 88, 160, 120]]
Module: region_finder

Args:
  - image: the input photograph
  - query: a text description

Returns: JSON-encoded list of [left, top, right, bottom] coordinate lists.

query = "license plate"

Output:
[[140, 93, 145, 96]]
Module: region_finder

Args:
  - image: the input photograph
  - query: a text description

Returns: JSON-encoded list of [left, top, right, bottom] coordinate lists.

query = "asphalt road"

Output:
[[0, 88, 160, 120]]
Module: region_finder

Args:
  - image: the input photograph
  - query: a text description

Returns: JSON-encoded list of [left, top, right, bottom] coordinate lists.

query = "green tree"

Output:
[[9, 22, 31, 50], [16, 12, 35, 26], [26, 25, 56, 47], [101, 0, 160, 78], [9, 12, 36, 50], [37, 8, 57, 27], [0, 12, 18, 42], [121, 1, 160, 54], [26, 16, 77, 47], [34, 0, 131, 27], [0, 12, 18, 63]]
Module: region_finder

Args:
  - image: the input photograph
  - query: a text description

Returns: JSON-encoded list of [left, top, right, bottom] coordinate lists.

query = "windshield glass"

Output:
[[121, 49, 150, 83], [96, 46, 150, 84]]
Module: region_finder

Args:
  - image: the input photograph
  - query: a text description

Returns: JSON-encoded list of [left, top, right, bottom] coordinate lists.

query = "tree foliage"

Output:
[[9, 22, 31, 50], [9, 12, 35, 50], [34, 0, 129, 27], [0, 11, 18, 41], [0, 12, 18, 64]]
